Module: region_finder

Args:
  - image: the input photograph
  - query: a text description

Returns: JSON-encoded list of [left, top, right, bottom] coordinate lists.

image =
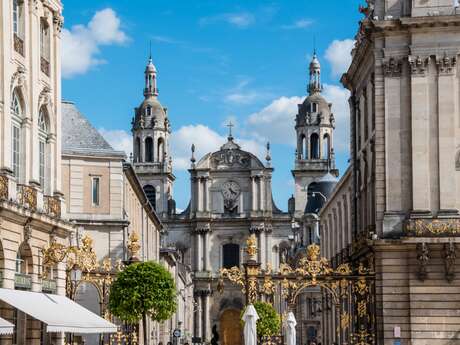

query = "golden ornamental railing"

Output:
[[17, 184, 37, 211], [0, 175, 8, 200], [218, 234, 375, 345], [44, 194, 61, 218]]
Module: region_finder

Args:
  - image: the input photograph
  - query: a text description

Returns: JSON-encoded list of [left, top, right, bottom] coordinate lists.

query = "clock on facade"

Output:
[[221, 180, 241, 200]]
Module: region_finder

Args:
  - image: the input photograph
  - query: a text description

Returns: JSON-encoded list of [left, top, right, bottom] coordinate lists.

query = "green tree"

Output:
[[108, 261, 177, 344], [242, 301, 281, 338]]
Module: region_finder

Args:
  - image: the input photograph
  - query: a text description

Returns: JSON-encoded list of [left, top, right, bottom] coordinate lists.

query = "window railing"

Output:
[[40, 56, 50, 76], [14, 273, 32, 289], [17, 184, 37, 211], [13, 34, 24, 56], [44, 195, 61, 218], [42, 279, 57, 293]]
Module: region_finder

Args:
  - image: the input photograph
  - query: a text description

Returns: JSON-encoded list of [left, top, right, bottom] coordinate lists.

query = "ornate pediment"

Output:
[[211, 149, 250, 169]]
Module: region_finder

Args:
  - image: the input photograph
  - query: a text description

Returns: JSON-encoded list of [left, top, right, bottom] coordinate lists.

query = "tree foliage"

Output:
[[108, 261, 177, 324], [242, 301, 281, 337]]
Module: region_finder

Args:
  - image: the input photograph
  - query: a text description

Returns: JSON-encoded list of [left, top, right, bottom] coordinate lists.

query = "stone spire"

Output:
[[307, 51, 322, 95]]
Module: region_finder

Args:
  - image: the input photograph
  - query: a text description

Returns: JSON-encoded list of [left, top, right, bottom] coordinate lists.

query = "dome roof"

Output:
[[310, 54, 321, 70], [304, 174, 338, 214], [135, 96, 167, 128], [145, 58, 157, 73]]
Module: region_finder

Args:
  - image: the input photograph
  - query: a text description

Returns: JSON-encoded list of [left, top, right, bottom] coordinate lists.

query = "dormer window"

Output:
[[311, 102, 317, 113], [145, 106, 152, 116]]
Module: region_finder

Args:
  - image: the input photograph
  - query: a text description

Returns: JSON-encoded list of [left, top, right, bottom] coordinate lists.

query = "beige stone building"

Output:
[[320, 0, 460, 344], [0, 0, 77, 344], [160, 248, 194, 344], [61, 101, 164, 344]]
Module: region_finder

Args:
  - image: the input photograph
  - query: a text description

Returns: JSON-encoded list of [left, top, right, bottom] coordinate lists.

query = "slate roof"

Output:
[[61, 101, 126, 158]]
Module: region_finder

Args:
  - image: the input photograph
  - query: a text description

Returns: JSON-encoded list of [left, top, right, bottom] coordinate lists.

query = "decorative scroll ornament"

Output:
[[444, 242, 456, 283], [246, 234, 258, 260], [127, 231, 141, 261], [383, 57, 402, 77], [408, 55, 429, 76], [416, 243, 430, 281], [406, 218, 460, 236], [436, 54, 457, 75]]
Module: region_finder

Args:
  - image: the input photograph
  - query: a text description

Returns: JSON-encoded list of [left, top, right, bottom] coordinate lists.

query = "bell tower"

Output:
[[132, 56, 175, 218], [292, 53, 338, 216]]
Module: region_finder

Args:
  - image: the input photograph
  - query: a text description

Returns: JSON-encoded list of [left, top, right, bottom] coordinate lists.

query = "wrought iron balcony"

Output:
[[44, 195, 61, 218], [17, 184, 37, 211], [40, 56, 50, 76], [42, 279, 57, 293], [14, 273, 32, 289], [14, 34, 24, 56]]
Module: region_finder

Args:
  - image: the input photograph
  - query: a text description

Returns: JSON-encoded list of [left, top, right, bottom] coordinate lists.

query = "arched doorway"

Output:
[[220, 309, 243, 345]]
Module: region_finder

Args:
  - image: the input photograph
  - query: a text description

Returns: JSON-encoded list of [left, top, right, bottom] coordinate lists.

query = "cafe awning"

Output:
[[0, 316, 14, 334], [0, 288, 117, 333]]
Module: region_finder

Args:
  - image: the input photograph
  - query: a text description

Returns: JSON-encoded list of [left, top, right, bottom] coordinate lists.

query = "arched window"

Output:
[[11, 89, 23, 179], [15, 243, 32, 277], [322, 133, 330, 159], [135, 137, 141, 162], [143, 185, 156, 210], [40, 19, 50, 75], [13, 0, 24, 38], [38, 107, 49, 191], [222, 243, 240, 269], [310, 133, 319, 159], [157, 138, 164, 162], [300, 135, 306, 160], [145, 106, 151, 116], [145, 137, 153, 162]]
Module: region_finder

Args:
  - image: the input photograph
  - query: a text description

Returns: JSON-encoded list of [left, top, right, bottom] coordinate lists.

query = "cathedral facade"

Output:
[[131, 53, 339, 344]]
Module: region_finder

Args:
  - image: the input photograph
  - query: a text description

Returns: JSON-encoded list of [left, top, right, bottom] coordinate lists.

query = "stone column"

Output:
[[195, 231, 202, 271], [197, 178, 202, 212], [437, 57, 457, 212], [203, 229, 210, 271], [260, 177, 265, 211], [204, 177, 210, 212], [203, 291, 211, 342], [251, 176, 256, 211], [195, 293, 202, 339], [410, 57, 431, 212], [259, 229, 266, 269]]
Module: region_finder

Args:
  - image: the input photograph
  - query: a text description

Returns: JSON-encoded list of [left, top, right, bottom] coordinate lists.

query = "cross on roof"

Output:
[[226, 121, 234, 139]]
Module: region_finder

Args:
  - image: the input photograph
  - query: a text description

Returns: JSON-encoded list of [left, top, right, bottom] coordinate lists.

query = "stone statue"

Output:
[[211, 324, 219, 345]]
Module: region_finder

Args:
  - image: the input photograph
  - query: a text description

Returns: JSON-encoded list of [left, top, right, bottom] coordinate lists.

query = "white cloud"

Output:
[[246, 96, 303, 145], [99, 128, 132, 156], [223, 77, 271, 105], [245, 85, 350, 154], [171, 124, 263, 170], [281, 18, 313, 30], [62, 8, 128, 78], [324, 39, 355, 77], [199, 12, 255, 28]]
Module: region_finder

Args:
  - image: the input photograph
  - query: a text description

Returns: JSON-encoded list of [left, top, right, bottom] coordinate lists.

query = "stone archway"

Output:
[[220, 309, 243, 345]]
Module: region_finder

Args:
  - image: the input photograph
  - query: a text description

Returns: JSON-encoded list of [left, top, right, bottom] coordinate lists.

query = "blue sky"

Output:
[[61, 0, 363, 210]]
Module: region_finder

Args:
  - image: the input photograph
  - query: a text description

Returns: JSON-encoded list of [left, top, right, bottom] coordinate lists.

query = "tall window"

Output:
[[145, 137, 153, 162], [322, 134, 330, 160], [38, 108, 48, 190], [143, 185, 156, 210], [40, 19, 50, 60], [135, 137, 141, 162], [222, 243, 240, 268], [92, 177, 100, 206], [310, 133, 320, 159], [13, 0, 24, 36], [11, 90, 23, 179], [157, 138, 164, 162], [15, 252, 23, 273]]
